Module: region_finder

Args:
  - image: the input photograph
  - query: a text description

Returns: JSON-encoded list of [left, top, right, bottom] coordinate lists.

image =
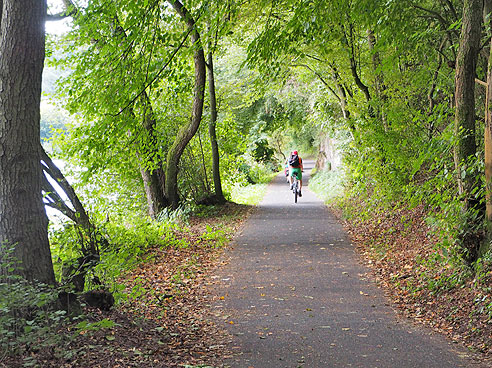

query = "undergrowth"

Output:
[[308, 168, 345, 203]]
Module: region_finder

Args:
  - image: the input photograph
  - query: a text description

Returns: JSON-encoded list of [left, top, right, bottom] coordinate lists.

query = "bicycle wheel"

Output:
[[294, 180, 298, 203]]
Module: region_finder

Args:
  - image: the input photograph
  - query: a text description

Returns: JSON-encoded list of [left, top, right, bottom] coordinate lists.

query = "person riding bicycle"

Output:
[[288, 150, 303, 197]]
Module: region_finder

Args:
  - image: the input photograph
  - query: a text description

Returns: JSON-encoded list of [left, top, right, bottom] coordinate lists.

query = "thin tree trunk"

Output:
[[135, 94, 168, 217], [207, 51, 225, 203], [428, 39, 446, 116], [484, 0, 492, 242], [166, 0, 206, 209], [330, 65, 353, 126], [197, 131, 211, 193], [367, 29, 387, 128], [454, 0, 484, 263], [341, 23, 371, 104], [0, 0, 55, 284]]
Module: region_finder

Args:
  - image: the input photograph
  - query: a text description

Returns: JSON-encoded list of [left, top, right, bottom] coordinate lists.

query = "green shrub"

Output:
[[247, 162, 276, 184], [0, 247, 73, 364], [50, 212, 187, 304]]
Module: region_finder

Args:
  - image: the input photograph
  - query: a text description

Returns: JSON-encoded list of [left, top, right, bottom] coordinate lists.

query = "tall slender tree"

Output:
[[484, 0, 492, 240], [207, 50, 226, 203], [166, 0, 207, 209], [454, 0, 484, 263]]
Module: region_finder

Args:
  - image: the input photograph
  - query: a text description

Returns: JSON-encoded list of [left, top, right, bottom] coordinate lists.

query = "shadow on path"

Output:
[[211, 160, 482, 368]]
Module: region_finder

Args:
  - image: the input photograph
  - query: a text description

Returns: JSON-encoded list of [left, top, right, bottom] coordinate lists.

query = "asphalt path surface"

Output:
[[211, 160, 485, 368]]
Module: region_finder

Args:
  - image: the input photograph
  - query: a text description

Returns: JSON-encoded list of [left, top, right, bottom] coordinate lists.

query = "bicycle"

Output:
[[292, 172, 299, 203]]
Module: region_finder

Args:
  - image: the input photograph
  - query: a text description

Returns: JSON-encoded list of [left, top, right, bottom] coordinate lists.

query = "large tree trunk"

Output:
[[166, 0, 206, 209], [0, 0, 55, 284], [454, 0, 484, 263], [207, 51, 226, 203]]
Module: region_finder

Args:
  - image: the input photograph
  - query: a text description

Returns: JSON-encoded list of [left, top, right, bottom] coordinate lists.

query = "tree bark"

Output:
[[484, 0, 492, 239], [207, 51, 225, 203], [135, 94, 168, 217], [0, 0, 55, 284], [454, 0, 484, 263], [340, 23, 371, 104], [166, 0, 206, 209]]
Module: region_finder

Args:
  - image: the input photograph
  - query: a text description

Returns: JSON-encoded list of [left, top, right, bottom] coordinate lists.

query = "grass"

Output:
[[308, 169, 344, 203], [228, 183, 269, 205]]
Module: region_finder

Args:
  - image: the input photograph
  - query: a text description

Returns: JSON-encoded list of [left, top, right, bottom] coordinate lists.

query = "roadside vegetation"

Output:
[[1, 194, 260, 367]]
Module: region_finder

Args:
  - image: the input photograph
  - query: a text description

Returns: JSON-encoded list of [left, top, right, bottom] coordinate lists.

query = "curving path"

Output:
[[211, 160, 485, 368]]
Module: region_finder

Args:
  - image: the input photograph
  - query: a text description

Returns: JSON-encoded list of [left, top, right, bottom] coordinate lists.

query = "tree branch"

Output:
[[410, 2, 459, 38], [46, 0, 78, 21], [292, 63, 341, 102], [439, 0, 458, 20], [41, 174, 78, 222], [39, 145, 91, 227]]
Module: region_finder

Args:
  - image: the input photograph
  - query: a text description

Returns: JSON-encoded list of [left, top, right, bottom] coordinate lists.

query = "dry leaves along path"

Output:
[[212, 160, 483, 368]]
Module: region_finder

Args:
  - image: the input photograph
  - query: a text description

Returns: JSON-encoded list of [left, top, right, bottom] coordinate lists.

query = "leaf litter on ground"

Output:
[[3, 203, 251, 368]]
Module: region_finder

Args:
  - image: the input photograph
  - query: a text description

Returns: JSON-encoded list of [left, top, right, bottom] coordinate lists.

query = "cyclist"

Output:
[[288, 150, 303, 197]]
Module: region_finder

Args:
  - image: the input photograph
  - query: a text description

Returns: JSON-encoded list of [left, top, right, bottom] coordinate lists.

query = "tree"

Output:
[[454, 0, 484, 263], [206, 49, 226, 204], [0, 0, 55, 284], [55, 0, 169, 218], [54, 0, 216, 212], [165, 0, 206, 209], [484, 0, 492, 232]]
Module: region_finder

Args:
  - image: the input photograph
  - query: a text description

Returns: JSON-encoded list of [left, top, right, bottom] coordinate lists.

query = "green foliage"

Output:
[[308, 169, 345, 203], [414, 249, 471, 295], [44, 0, 488, 279], [40, 102, 68, 142], [75, 318, 116, 334], [246, 162, 277, 184], [50, 213, 185, 303], [0, 247, 72, 363]]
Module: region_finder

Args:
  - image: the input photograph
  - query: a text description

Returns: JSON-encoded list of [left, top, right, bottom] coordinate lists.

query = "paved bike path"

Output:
[[211, 160, 484, 367]]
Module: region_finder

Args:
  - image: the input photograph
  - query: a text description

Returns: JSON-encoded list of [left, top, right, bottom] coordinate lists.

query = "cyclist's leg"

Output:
[[293, 169, 302, 188], [296, 170, 303, 196], [291, 168, 300, 191]]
